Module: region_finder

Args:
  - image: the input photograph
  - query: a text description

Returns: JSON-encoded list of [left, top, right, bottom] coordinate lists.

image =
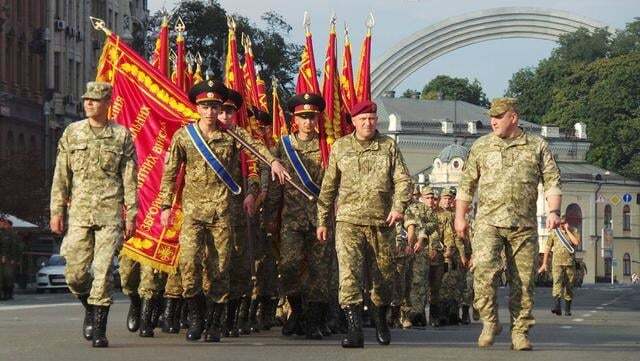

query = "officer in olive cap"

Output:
[[487, 97, 518, 117]]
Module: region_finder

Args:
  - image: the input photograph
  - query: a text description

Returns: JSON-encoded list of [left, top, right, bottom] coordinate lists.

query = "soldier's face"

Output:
[[218, 105, 236, 126], [294, 113, 319, 136], [83, 98, 110, 119], [490, 110, 519, 138], [353, 113, 378, 140], [421, 194, 436, 208], [197, 103, 221, 124], [441, 195, 452, 209]]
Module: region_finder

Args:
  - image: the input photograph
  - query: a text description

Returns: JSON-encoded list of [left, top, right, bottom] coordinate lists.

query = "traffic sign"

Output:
[[623, 193, 632, 203], [596, 194, 607, 203], [610, 194, 621, 206]]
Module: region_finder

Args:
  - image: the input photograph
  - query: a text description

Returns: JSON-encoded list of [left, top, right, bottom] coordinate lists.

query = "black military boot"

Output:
[[204, 302, 224, 342], [139, 298, 155, 337], [185, 295, 204, 341], [389, 305, 401, 328], [78, 295, 94, 341], [430, 304, 441, 327], [237, 296, 251, 335], [318, 303, 332, 336], [564, 300, 572, 316], [342, 305, 364, 348], [180, 299, 189, 329], [126, 294, 141, 332], [261, 296, 276, 330], [161, 298, 181, 333], [92, 306, 110, 348], [305, 302, 323, 340], [151, 295, 163, 329], [225, 299, 240, 337], [249, 297, 261, 333], [282, 294, 304, 336], [461, 305, 471, 325], [552, 298, 562, 316], [374, 305, 391, 345]]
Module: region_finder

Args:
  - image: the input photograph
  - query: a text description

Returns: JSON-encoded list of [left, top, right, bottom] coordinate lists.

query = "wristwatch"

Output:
[[548, 209, 561, 216]]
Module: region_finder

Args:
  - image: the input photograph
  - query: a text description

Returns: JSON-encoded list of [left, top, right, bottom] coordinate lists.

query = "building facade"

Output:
[[378, 95, 640, 284]]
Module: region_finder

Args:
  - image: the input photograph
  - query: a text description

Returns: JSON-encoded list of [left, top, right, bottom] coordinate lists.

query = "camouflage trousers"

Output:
[[226, 217, 253, 300], [164, 267, 182, 298], [462, 268, 474, 306], [552, 263, 576, 301], [118, 254, 166, 299], [278, 220, 331, 302], [472, 223, 538, 333], [402, 250, 430, 318], [178, 216, 231, 302], [60, 224, 122, 306], [252, 226, 278, 298], [392, 255, 408, 308], [335, 222, 395, 307], [440, 265, 463, 304], [428, 262, 444, 306]]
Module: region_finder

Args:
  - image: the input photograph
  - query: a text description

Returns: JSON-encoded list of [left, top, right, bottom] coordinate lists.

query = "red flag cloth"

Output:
[[242, 36, 261, 110], [175, 34, 187, 92], [296, 31, 321, 94], [224, 20, 258, 178], [320, 23, 342, 167], [150, 16, 169, 77], [96, 34, 198, 273], [355, 28, 372, 102], [340, 31, 357, 114], [272, 84, 288, 144]]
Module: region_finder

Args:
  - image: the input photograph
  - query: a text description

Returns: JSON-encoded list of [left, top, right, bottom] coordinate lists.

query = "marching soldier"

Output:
[[538, 215, 581, 316], [50, 81, 138, 347], [317, 100, 412, 348], [268, 93, 329, 339], [455, 97, 562, 350], [158, 80, 289, 342], [425, 189, 445, 327]]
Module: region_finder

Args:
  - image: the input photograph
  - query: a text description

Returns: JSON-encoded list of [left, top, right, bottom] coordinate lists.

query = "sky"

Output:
[[148, 0, 639, 99]]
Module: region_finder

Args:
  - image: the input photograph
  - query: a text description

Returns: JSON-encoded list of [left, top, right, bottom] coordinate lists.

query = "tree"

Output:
[[143, 1, 301, 95], [420, 75, 489, 107], [401, 89, 420, 98]]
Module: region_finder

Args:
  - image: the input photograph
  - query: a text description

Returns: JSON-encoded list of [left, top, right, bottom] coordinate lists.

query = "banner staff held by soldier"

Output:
[[50, 81, 138, 347], [317, 99, 412, 348], [454, 97, 562, 351]]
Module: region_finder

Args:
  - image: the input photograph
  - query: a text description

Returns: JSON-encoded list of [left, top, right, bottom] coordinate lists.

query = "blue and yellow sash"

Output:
[[186, 123, 241, 195], [554, 228, 575, 254], [281, 135, 320, 197]]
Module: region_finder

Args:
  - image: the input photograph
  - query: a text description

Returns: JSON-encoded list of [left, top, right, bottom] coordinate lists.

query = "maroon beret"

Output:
[[350, 100, 377, 118]]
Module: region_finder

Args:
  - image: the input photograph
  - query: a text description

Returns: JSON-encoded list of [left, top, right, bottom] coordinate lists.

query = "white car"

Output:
[[36, 254, 68, 293]]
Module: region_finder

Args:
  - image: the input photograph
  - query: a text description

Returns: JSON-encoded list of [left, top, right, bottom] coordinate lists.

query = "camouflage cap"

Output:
[[441, 187, 456, 197], [81, 81, 113, 100], [420, 186, 434, 196], [488, 97, 518, 117]]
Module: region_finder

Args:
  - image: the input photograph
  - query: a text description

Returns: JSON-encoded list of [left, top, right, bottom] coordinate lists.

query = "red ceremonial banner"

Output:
[[96, 34, 198, 273]]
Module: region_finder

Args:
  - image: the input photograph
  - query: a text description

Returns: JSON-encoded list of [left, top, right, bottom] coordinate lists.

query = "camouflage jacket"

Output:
[[50, 119, 138, 226], [317, 131, 412, 227], [258, 146, 282, 227], [457, 130, 562, 228], [437, 208, 467, 260], [546, 226, 579, 266], [159, 123, 275, 223], [404, 201, 439, 250], [269, 133, 324, 228]]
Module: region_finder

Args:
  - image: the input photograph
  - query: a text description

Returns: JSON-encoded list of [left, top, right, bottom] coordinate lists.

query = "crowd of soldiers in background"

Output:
[[0, 217, 23, 301]]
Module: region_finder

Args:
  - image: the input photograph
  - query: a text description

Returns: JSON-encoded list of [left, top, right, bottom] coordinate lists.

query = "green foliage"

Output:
[[420, 75, 489, 107], [400, 89, 420, 98], [144, 1, 301, 95], [506, 19, 640, 180]]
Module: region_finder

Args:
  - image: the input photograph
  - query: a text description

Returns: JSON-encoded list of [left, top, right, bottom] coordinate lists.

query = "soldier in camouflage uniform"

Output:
[[401, 186, 439, 328], [158, 81, 289, 342], [538, 216, 581, 316], [455, 98, 562, 350], [267, 93, 329, 339], [50, 81, 138, 347], [0, 218, 20, 300], [317, 100, 412, 348]]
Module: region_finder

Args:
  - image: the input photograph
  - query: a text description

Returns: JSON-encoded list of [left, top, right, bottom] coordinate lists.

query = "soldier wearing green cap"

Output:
[[455, 97, 562, 350], [50, 81, 138, 347]]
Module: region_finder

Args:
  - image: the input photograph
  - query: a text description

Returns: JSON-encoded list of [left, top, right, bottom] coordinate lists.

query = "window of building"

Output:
[[566, 203, 583, 251], [7, 131, 15, 156], [623, 253, 631, 276], [604, 257, 612, 279], [16, 46, 23, 87], [68, 59, 74, 95], [623, 205, 631, 231], [604, 204, 612, 229]]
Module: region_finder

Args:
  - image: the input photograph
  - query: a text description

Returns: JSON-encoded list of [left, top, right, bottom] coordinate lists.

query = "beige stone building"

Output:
[[378, 94, 640, 284]]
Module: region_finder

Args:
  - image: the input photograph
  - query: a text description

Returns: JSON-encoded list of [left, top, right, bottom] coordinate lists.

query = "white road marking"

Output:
[[573, 318, 584, 322], [0, 300, 126, 312], [560, 325, 573, 329]]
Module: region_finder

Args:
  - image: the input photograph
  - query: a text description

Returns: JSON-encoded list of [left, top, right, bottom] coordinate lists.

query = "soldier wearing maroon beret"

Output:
[[316, 99, 412, 348]]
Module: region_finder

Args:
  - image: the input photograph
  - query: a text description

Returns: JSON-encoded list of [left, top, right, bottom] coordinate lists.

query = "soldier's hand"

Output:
[[454, 216, 469, 240], [546, 212, 561, 229], [125, 221, 136, 239], [537, 263, 548, 274], [50, 214, 65, 235], [386, 211, 403, 227], [460, 255, 469, 269], [270, 160, 291, 185], [316, 226, 328, 244], [413, 240, 424, 254], [404, 245, 414, 255], [160, 209, 172, 227], [244, 194, 257, 216], [429, 249, 438, 261]]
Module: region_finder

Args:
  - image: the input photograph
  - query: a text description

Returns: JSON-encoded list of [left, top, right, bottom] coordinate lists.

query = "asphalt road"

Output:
[[1, 285, 639, 361]]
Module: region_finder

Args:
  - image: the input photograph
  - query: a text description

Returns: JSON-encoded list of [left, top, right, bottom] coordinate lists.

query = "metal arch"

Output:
[[371, 7, 609, 98]]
